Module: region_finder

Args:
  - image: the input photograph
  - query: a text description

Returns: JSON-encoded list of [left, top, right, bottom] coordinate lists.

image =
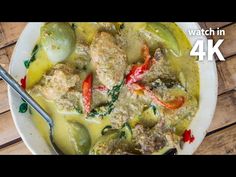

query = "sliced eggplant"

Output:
[[90, 128, 137, 155], [163, 148, 177, 155], [101, 125, 113, 135], [67, 122, 91, 154], [120, 123, 132, 141], [140, 23, 180, 56], [140, 105, 159, 128], [41, 22, 76, 63], [89, 130, 119, 155]]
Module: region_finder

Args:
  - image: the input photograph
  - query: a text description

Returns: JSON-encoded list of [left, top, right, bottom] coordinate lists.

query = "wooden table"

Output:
[[0, 22, 235, 155]]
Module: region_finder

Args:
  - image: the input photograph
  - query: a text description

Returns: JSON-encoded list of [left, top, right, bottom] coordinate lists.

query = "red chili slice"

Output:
[[125, 44, 152, 85], [130, 83, 185, 110], [82, 73, 93, 114]]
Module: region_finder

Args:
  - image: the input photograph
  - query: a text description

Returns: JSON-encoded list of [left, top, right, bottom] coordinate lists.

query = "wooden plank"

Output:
[[217, 55, 236, 94], [206, 56, 236, 132], [198, 22, 213, 40], [0, 81, 9, 113], [213, 23, 236, 58], [205, 22, 232, 29], [198, 22, 207, 29], [5, 44, 15, 60], [0, 141, 31, 155], [0, 23, 26, 49], [217, 67, 226, 95], [207, 90, 236, 132], [195, 123, 236, 154], [0, 48, 9, 71], [0, 45, 16, 113], [0, 111, 20, 146], [0, 23, 6, 46]]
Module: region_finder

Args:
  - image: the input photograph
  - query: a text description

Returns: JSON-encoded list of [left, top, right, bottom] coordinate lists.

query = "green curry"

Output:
[[26, 22, 199, 155]]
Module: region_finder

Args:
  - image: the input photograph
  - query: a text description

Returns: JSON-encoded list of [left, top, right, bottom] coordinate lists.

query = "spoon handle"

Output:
[[0, 65, 54, 126], [0, 65, 65, 154]]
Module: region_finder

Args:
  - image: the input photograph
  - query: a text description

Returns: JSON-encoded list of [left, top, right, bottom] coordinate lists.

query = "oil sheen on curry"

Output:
[[26, 22, 199, 155]]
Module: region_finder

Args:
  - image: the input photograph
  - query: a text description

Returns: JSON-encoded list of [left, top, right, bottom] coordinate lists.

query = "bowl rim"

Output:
[[8, 22, 47, 154], [8, 22, 218, 155]]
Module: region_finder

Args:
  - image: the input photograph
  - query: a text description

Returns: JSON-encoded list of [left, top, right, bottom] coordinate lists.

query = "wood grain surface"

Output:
[[205, 22, 232, 29], [0, 23, 26, 48], [212, 23, 236, 58]]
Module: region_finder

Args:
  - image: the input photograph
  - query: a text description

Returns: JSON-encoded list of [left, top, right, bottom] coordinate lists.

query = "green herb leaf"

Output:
[[120, 23, 125, 30], [88, 109, 99, 117], [150, 104, 157, 115], [71, 23, 77, 31], [75, 107, 83, 114], [108, 80, 124, 102], [88, 80, 124, 118], [119, 131, 126, 139], [19, 102, 28, 113], [88, 105, 110, 118], [122, 122, 132, 135]]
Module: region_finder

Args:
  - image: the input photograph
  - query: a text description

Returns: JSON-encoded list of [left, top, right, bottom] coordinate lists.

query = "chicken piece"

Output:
[[141, 51, 176, 84], [30, 63, 82, 112], [68, 42, 91, 70], [91, 89, 109, 110], [150, 85, 198, 135], [90, 74, 110, 109], [97, 23, 117, 33], [90, 32, 127, 89], [37, 64, 80, 100], [90, 130, 139, 155], [109, 85, 150, 129], [55, 88, 83, 112], [132, 124, 167, 154]]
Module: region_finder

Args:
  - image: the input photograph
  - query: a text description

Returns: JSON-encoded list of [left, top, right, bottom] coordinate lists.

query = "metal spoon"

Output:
[[0, 65, 63, 155]]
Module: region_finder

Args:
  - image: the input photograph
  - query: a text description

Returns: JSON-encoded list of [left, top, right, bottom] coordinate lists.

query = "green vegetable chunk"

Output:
[[141, 23, 180, 56], [67, 122, 91, 154], [120, 123, 132, 141], [41, 22, 76, 63], [140, 105, 159, 128]]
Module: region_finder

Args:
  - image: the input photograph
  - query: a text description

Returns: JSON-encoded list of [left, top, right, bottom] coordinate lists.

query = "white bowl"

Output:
[[8, 22, 218, 154]]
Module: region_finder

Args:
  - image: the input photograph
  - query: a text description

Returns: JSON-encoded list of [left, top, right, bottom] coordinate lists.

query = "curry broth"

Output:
[[31, 95, 110, 154], [161, 22, 199, 100]]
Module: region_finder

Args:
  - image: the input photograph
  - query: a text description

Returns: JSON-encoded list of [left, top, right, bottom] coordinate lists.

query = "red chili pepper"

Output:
[[20, 76, 26, 90], [82, 73, 93, 114], [183, 129, 195, 143], [93, 85, 108, 92], [130, 83, 185, 110], [125, 44, 152, 85]]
